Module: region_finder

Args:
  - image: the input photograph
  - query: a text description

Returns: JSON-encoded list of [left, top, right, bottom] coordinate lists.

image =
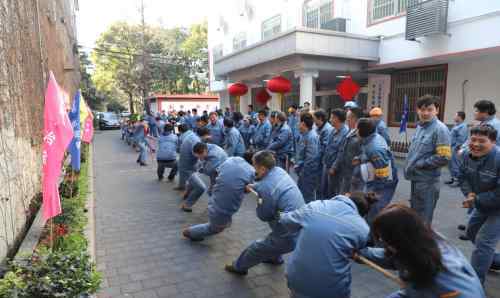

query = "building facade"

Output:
[[147, 94, 220, 115], [0, 0, 81, 263], [209, 0, 500, 141]]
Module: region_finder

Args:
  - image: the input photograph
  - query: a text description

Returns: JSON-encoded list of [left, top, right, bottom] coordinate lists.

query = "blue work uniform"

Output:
[[187, 157, 255, 240], [133, 123, 152, 164], [156, 132, 178, 180], [206, 120, 224, 146], [375, 119, 391, 146], [358, 133, 399, 225], [360, 238, 486, 298], [178, 130, 201, 189], [280, 196, 370, 298], [254, 119, 272, 150], [232, 167, 305, 271], [185, 144, 228, 208], [189, 115, 199, 129], [332, 129, 363, 194], [223, 127, 246, 157], [321, 125, 349, 199], [295, 129, 321, 203], [449, 122, 468, 179], [316, 122, 334, 199], [266, 123, 293, 169], [404, 117, 451, 224], [288, 112, 300, 153], [239, 122, 256, 149], [458, 146, 500, 284]]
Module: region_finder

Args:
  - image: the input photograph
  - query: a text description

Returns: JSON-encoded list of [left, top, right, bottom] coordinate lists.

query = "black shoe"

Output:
[[490, 262, 500, 271], [445, 178, 455, 185], [180, 204, 192, 213], [224, 264, 247, 276], [173, 186, 185, 191], [158, 176, 164, 181], [167, 176, 175, 182], [457, 224, 466, 231], [182, 229, 204, 242], [459, 234, 470, 241], [139, 162, 147, 166]]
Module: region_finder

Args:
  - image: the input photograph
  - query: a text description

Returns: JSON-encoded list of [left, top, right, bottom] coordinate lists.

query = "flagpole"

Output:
[[49, 218, 54, 251]]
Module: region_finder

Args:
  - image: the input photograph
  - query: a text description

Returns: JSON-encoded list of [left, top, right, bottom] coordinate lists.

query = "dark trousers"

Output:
[[157, 159, 178, 180]]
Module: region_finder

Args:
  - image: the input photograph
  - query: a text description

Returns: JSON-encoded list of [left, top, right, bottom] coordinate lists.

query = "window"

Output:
[[262, 15, 281, 40], [388, 65, 447, 127], [369, 0, 407, 24], [232, 32, 247, 51], [304, 0, 334, 29]]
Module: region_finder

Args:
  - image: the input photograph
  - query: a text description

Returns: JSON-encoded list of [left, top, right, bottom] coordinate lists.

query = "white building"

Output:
[[208, 0, 500, 144]]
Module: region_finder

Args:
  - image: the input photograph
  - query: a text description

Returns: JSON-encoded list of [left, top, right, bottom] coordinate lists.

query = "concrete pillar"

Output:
[[240, 90, 251, 115], [295, 70, 319, 108]]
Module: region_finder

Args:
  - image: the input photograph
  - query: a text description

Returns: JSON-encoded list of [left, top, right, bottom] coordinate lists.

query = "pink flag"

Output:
[[81, 99, 94, 143], [42, 72, 74, 221]]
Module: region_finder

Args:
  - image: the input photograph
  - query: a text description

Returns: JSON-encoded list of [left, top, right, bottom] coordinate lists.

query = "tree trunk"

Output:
[[128, 93, 135, 114]]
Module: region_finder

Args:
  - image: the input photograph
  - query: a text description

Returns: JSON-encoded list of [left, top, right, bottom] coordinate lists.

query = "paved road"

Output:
[[93, 130, 500, 298]]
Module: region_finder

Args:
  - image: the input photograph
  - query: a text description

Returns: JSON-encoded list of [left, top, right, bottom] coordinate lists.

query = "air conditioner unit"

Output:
[[321, 18, 346, 32]]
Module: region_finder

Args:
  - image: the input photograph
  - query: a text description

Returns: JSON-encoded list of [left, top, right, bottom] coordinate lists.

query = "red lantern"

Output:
[[267, 76, 292, 94], [267, 76, 291, 108], [228, 83, 248, 97], [336, 76, 360, 101], [256, 88, 271, 105], [228, 83, 248, 109]]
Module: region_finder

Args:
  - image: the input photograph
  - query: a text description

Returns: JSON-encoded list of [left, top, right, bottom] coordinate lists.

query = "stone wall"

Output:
[[0, 0, 80, 262]]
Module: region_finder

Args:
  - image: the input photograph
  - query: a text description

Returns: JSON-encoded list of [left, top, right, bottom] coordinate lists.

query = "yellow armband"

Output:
[[436, 145, 451, 158]]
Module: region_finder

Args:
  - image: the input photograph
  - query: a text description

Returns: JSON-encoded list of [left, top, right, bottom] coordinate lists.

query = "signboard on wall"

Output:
[[368, 74, 391, 110]]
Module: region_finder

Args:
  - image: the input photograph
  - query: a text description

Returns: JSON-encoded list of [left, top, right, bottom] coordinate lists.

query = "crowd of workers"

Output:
[[118, 97, 500, 298]]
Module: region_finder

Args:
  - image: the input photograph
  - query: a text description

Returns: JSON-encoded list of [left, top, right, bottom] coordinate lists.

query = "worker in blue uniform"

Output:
[[180, 142, 228, 212], [313, 109, 333, 199], [369, 107, 391, 146], [280, 192, 375, 298], [223, 118, 246, 157], [254, 110, 272, 150], [404, 95, 451, 225], [156, 123, 178, 181], [322, 109, 349, 199], [445, 111, 468, 185], [182, 155, 255, 241], [355, 118, 398, 225], [266, 111, 293, 170], [225, 150, 305, 275], [458, 124, 500, 285], [239, 116, 256, 149], [176, 124, 201, 191], [295, 112, 321, 203], [359, 204, 485, 298], [206, 111, 224, 146], [288, 105, 300, 154]]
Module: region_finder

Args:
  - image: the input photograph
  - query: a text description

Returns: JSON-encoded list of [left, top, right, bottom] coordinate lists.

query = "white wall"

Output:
[[345, 0, 500, 65], [158, 101, 219, 113], [384, 53, 500, 141], [445, 54, 500, 124]]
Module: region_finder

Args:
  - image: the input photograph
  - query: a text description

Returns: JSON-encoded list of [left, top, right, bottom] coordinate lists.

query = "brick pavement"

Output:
[[93, 131, 500, 298]]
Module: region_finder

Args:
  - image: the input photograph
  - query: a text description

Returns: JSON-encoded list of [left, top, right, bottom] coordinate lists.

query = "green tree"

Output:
[[79, 51, 105, 110], [91, 21, 209, 113], [106, 101, 127, 113]]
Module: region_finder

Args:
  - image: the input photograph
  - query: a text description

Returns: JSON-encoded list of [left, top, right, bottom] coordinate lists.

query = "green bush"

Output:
[[0, 143, 101, 297], [0, 250, 101, 298]]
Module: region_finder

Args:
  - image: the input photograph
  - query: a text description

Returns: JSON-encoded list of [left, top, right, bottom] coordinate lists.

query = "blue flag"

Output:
[[399, 94, 409, 134], [68, 90, 81, 171]]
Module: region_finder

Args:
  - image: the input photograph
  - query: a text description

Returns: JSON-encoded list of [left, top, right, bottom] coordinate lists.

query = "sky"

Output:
[[77, 0, 211, 50]]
